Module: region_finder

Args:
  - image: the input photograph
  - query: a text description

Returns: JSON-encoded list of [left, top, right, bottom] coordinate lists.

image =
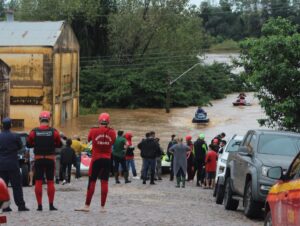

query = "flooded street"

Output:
[[59, 92, 265, 149], [6, 92, 266, 226]]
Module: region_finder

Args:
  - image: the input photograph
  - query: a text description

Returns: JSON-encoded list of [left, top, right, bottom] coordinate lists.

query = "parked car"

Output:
[[264, 151, 300, 226], [223, 130, 300, 218], [17, 132, 30, 187], [213, 134, 243, 204]]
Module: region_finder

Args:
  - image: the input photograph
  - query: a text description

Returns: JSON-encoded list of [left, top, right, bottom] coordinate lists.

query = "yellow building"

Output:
[[0, 21, 80, 129], [0, 58, 10, 121]]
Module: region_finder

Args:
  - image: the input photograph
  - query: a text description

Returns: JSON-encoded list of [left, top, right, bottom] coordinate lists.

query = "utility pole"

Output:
[[165, 63, 201, 113]]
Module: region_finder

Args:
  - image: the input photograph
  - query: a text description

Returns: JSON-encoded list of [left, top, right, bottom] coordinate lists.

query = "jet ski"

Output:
[[192, 112, 209, 123], [232, 98, 251, 106]]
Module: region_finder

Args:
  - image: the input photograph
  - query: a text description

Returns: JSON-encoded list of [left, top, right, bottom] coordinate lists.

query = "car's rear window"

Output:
[[226, 138, 243, 152], [258, 134, 300, 156]]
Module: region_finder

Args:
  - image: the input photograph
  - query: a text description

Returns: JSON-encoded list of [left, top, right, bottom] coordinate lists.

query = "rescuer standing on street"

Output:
[[76, 113, 116, 212], [27, 111, 62, 211]]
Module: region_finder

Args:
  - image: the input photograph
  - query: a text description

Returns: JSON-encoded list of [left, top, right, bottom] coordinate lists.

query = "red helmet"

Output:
[[39, 111, 51, 121], [98, 113, 110, 125], [213, 138, 219, 144], [185, 135, 192, 141], [0, 178, 10, 210]]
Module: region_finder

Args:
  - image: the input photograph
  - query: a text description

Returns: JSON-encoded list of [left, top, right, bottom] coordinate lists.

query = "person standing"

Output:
[[169, 137, 191, 188], [155, 138, 164, 181], [167, 134, 177, 181], [185, 135, 195, 182], [27, 111, 62, 211], [138, 132, 160, 185], [71, 135, 85, 179], [55, 132, 67, 184], [76, 113, 116, 212], [125, 132, 138, 179], [205, 145, 218, 189], [60, 139, 76, 184], [0, 118, 29, 212], [193, 133, 207, 187], [113, 131, 131, 184]]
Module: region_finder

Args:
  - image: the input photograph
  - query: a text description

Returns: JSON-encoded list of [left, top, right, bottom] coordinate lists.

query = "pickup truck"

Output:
[[223, 129, 300, 218]]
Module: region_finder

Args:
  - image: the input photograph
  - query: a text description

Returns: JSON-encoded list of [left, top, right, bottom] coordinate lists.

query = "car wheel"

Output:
[[264, 211, 272, 226], [223, 178, 239, 210], [21, 164, 29, 187], [215, 182, 225, 205], [243, 181, 262, 218]]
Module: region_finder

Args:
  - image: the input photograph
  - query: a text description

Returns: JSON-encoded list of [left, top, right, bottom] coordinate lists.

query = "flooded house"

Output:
[[0, 59, 10, 121], [0, 19, 80, 129]]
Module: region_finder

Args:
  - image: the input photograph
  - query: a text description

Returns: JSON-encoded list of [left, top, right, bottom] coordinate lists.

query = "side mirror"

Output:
[[267, 167, 283, 180], [238, 146, 252, 157]]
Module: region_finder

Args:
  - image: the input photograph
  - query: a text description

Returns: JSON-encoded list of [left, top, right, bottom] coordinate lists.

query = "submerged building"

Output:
[[0, 20, 80, 128]]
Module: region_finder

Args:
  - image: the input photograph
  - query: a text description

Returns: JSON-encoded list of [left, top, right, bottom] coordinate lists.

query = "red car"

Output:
[[265, 151, 300, 226]]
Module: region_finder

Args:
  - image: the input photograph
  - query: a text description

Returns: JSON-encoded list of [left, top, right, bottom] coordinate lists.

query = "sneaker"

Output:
[[3, 207, 12, 212], [18, 206, 30, 211], [116, 180, 121, 184], [125, 180, 131, 184], [142, 181, 146, 184], [62, 180, 66, 185], [132, 176, 140, 180], [158, 178, 162, 180], [150, 181, 155, 185]]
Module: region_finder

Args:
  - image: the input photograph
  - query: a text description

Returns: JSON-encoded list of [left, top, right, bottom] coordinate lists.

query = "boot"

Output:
[[176, 177, 180, 188], [181, 177, 185, 188], [124, 172, 131, 184], [150, 173, 155, 185], [114, 172, 120, 184]]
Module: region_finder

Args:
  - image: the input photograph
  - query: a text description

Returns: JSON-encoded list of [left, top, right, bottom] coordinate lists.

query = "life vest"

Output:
[[33, 127, 55, 155]]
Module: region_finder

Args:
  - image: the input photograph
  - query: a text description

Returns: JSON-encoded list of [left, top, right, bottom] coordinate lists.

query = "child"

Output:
[[60, 139, 76, 184], [205, 144, 218, 189]]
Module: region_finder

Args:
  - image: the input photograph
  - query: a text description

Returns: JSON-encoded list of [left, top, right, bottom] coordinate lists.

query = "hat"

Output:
[[2, 118, 11, 130], [199, 133, 205, 139]]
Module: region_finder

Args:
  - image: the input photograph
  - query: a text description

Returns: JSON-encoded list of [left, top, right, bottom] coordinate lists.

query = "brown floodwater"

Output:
[[57, 92, 266, 150]]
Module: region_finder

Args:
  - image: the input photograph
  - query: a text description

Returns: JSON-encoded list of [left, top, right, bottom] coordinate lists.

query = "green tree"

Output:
[[239, 18, 300, 131]]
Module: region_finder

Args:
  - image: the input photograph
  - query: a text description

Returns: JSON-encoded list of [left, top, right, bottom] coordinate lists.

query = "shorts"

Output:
[[35, 159, 55, 181], [206, 172, 216, 180], [89, 158, 111, 181]]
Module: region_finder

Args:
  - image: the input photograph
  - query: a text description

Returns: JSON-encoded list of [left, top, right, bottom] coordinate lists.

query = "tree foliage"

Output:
[[239, 18, 300, 131]]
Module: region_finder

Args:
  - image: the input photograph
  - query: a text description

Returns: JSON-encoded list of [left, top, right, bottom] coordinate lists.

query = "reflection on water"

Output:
[[58, 93, 266, 149]]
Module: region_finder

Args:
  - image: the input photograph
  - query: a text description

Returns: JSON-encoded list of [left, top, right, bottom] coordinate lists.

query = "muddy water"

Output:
[[58, 92, 265, 149]]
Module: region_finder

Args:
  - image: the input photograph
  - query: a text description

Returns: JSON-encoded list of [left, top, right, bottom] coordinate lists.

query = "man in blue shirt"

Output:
[[0, 118, 29, 212]]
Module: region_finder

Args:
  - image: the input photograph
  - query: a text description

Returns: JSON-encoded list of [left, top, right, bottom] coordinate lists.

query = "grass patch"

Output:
[[209, 39, 240, 52]]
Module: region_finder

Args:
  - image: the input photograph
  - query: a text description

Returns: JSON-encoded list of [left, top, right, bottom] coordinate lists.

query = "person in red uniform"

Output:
[[205, 144, 218, 189], [0, 178, 10, 210], [76, 113, 116, 212], [27, 111, 62, 211]]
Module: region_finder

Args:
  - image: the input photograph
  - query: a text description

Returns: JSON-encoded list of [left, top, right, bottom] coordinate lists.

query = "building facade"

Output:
[[0, 59, 10, 121], [0, 21, 80, 128]]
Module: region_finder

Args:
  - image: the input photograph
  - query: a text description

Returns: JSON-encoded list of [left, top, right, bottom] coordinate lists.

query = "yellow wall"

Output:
[[10, 105, 42, 129]]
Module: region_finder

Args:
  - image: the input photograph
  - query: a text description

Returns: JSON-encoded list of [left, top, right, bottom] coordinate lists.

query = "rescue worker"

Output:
[[27, 111, 62, 211], [0, 118, 29, 212], [193, 133, 207, 187], [76, 113, 116, 212], [0, 178, 10, 210]]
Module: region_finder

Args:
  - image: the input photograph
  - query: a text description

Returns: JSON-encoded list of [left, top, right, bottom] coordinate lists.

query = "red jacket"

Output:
[[205, 150, 218, 172], [88, 126, 116, 160], [27, 125, 61, 159]]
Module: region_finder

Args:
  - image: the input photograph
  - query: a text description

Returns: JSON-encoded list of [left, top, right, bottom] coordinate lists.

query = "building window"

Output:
[[11, 119, 24, 129]]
